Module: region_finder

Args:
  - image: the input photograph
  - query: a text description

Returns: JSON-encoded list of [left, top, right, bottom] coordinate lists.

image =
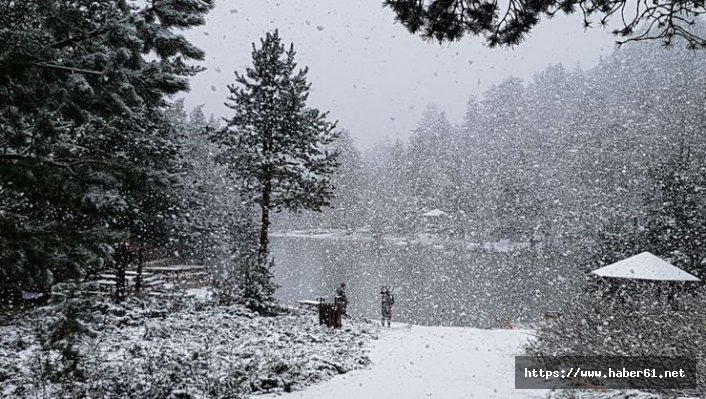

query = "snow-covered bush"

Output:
[[548, 390, 661, 399], [1, 297, 376, 398], [527, 291, 706, 397], [214, 253, 279, 316]]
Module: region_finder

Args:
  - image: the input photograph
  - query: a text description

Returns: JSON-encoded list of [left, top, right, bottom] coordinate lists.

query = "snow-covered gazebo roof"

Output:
[[590, 252, 700, 282], [421, 209, 448, 218]]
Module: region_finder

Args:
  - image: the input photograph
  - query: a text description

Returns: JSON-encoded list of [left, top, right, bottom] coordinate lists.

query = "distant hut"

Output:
[[421, 209, 448, 218], [589, 252, 700, 310], [420, 208, 449, 232]]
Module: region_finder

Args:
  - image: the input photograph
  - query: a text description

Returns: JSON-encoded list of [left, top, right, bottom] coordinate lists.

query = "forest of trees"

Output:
[[6, 2, 706, 397], [4, 0, 706, 308], [0, 2, 339, 312], [279, 38, 706, 278], [0, 0, 217, 302]]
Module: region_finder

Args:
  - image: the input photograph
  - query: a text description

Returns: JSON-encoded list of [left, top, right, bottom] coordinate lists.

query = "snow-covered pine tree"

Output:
[[0, 0, 214, 302], [169, 100, 257, 271], [406, 105, 456, 214], [213, 31, 339, 311], [215, 30, 340, 259], [641, 146, 706, 276], [323, 130, 364, 230], [217, 247, 278, 315]]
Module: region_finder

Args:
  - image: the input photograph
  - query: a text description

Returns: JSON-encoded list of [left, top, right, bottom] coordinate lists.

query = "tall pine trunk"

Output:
[[258, 177, 272, 258]]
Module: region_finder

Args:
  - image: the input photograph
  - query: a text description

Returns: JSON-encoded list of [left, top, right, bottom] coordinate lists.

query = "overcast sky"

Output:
[[183, 0, 618, 149]]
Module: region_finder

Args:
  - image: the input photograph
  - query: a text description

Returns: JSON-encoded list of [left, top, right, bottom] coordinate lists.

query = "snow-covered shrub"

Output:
[[1, 297, 376, 398], [214, 252, 279, 315], [527, 291, 706, 397], [548, 390, 660, 399]]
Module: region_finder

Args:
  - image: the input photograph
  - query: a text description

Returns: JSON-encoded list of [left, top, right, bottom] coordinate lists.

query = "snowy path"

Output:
[[264, 324, 548, 399]]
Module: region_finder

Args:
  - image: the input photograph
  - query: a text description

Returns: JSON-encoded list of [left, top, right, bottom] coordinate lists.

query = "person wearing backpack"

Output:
[[335, 282, 348, 316], [380, 285, 395, 327]]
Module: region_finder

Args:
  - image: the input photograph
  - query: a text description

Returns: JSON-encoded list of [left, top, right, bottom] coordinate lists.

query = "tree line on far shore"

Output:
[[279, 38, 706, 278]]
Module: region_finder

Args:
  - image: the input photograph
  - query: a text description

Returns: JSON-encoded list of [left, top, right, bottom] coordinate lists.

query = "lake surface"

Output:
[[271, 234, 583, 328]]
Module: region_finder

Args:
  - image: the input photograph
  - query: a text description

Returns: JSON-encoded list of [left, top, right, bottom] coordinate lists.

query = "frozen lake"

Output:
[[271, 234, 583, 328]]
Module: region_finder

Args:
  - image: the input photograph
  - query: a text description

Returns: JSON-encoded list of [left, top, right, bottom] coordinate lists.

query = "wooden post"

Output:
[[318, 297, 325, 325], [114, 243, 127, 302]]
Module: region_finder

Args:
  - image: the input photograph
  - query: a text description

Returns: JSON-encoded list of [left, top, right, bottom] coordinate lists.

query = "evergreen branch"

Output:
[[0, 154, 116, 174], [48, 6, 155, 50], [385, 0, 706, 47], [49, 19, 123, 50], [33, 62, 104, 76]]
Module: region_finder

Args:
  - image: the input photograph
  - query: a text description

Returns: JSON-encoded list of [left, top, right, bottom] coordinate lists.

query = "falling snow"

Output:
[[2, 1, 706, 398]]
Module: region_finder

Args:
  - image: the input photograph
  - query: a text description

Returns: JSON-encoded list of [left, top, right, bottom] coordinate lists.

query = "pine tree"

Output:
[[0, 0, 214, 302], [170, 101, 256, 269], [326, 130, 364, 230], [406, 105, 456, 212], [642, 146, 706, 275], [384, 0, 706, 47], [215, 30, 340, 259]]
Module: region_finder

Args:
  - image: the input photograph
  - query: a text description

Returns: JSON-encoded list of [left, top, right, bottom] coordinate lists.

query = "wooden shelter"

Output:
[[589, 252, 700, 310], [419, 208, 449, 233], [591, 252, 700, 282], [421, 209, 448, 218]]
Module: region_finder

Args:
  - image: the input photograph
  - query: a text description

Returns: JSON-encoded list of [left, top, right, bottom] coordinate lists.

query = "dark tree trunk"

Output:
[[258, 177, 272, 258], [115, 243, 128, 302], [200, 239, 206, 265], [135, 247, 144, 296]]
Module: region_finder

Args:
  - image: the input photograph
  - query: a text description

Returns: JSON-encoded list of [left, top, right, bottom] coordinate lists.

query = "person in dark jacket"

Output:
[[335, 282, 348, 316], [380, 285, 395, 327]]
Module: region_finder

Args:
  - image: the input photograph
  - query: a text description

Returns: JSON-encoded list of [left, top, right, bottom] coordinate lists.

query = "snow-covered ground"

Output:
[[1, 300, 675, 399], [263, 324, 547, 399], [0, 300, 377, 398]]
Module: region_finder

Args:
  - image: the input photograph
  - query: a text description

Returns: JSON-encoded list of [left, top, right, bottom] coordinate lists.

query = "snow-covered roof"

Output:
[[421, 209, 448, 217], [591, 252, 700, 282]]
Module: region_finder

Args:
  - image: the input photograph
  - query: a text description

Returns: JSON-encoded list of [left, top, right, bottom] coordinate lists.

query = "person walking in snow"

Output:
[[335, 282, 348, 316], [380, 285, 395, 327]]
